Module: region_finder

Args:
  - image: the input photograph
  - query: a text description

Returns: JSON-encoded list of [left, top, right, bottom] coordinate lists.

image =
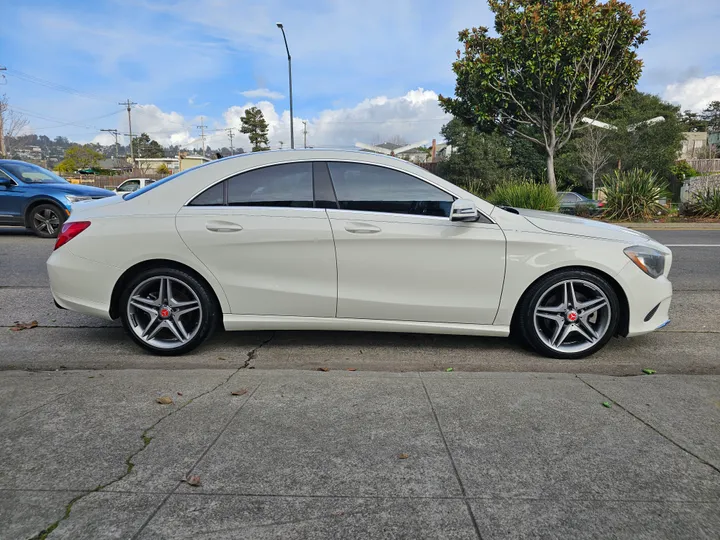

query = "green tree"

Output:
[[240, 107, 270, 152], [437, 118, 512, 193], [132, 133, 165, 158], [701, 101, 720, 133], [439, 0, 648, 190], [680, 110, 707, 132], [599, 91, 684, 179], [56, 145, 103, 173]]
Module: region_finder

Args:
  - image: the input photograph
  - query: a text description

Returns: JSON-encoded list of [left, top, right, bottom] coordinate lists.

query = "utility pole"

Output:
[[302, 121, 308, 149], [0, 66, 6, 157], [197, 117, 207, 157], [100, 129, 120, 163], [119, 99, 137, 166], [226, 127, 235, 155]]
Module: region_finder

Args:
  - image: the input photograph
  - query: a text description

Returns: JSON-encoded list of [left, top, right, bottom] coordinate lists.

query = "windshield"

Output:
[[1, 162, 68, 184]]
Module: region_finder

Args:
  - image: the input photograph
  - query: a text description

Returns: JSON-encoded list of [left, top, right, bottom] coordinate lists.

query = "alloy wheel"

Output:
[[126, 276, 203, 350], [34, 208, 60, 235], [533, 279, 612, 354]]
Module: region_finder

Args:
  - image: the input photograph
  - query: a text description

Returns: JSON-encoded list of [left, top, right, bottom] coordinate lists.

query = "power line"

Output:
[[100, 129, 121, 161], [5, 68, 114, 104]]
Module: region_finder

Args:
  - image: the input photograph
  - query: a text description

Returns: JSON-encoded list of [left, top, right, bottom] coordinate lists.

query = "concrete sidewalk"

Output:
[[1, 368, 719, 540]]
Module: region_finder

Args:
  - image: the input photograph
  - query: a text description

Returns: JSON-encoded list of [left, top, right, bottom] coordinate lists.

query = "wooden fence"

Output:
[[686, 159, 720, 174], [61, 173, 169, 189]]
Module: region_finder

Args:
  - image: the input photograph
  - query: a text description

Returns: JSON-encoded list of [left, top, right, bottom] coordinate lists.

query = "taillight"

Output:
[[54, 221, 91, 250]]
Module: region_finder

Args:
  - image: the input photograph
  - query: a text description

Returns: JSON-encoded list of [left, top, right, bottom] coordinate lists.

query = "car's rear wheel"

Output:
[[29, 203, 65, 238], [119, 268, 218, 355], [518, 269, 620, 359]]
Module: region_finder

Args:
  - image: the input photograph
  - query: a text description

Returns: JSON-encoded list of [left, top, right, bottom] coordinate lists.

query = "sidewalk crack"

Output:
[[576, 374, 720, 475], [27, 333, 274, 540], [420, 378, 484, 540]]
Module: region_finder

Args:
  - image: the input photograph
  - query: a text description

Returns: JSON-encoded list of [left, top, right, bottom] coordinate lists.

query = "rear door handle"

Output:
[[206, 220, 243, 233], [344, 222, 381, 234]]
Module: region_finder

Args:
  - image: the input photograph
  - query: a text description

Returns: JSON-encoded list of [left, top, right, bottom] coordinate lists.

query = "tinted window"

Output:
[[561, 193, 578, 203], [228, 163, 313, 208], [189, 181, 225, 206], [1, 162, 66, 184], [327, 162, 453, 217]]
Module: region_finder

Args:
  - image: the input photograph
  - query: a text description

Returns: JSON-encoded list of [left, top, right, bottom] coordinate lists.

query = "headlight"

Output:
[[624, 245, 666, 279], [65, 195, 93, 204]]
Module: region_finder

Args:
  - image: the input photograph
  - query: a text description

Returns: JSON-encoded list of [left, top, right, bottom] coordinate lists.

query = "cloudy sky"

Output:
[[1, 0, 719, 152]]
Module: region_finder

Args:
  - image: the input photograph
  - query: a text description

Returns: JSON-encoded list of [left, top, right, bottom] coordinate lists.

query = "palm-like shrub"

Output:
[[685, 189, 720, 218], [601, 169, 668, 221], [488, 181, 559, 212]]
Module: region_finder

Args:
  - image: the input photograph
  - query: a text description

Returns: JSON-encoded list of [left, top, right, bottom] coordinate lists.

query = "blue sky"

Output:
[[1, 0, 719, 151]]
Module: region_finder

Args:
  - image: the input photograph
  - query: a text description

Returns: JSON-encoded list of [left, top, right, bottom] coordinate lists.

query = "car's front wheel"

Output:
[[517, 269, 620, 359], [119, 268, 218, 355], [29, 203, 65, 238]]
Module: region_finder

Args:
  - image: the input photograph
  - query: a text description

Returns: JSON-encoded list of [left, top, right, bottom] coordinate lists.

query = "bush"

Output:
[[601, 169, 668, 221], [487, 181, 559, 212], [670, 160, 700, 182], [684, 188, 720, 218]]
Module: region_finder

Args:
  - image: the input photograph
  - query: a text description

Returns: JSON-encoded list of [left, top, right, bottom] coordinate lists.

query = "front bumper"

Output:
[[47, 247, 122, 321], [617, 261, 673, 337]]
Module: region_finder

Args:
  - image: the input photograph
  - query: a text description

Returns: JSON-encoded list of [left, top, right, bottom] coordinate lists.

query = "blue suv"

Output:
[[0, 160, 115, 238]]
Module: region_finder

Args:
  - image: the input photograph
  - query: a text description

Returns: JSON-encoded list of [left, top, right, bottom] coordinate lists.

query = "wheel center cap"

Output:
[[567, 311, 578, 322], [159, 307, 171, 319]]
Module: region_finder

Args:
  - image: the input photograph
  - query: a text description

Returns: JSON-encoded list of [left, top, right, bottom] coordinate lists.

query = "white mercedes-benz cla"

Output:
[[47, 149, 672, 359]]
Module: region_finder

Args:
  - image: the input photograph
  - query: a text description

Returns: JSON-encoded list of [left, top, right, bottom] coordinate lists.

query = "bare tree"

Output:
[[577, 126, 611, 198], [388, 135, 408, 146], [0, 94, 30, 157]]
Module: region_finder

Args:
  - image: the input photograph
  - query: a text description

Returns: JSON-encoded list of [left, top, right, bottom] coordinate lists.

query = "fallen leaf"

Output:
[[218, 357, 227, 361], [231, 389, 248, 396], [177, 392, 183, 396], [184, 475, 201, 487], [317, 367, 329, 372], [398, 453, 409, 459], [642, 368, 656, 375], [10, 320, 39, 332], [602, 401, 612, 408], [445, 367, 454, 372], [156, 396, 173, 405], [347, 368, 357, 372]]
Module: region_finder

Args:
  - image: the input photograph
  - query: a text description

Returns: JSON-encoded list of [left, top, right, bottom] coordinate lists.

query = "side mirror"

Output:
[[450, 199, 479, 222], [0, 178, 13, 187]]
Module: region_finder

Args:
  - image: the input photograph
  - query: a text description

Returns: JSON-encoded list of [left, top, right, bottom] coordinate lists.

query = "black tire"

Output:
[[119, 267, 219, 356], [28, 203, 65, 238], [517, 269, 620, 359]]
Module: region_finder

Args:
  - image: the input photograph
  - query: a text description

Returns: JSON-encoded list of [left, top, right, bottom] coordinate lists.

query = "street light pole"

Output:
[[276, 23, 294, 150]]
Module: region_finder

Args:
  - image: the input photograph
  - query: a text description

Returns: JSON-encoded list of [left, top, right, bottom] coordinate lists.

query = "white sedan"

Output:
[[47, 149, 672, 359]]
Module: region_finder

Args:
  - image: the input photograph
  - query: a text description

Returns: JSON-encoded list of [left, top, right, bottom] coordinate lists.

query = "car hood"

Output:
[[515, 208, 657, 245], [41, 183, 115, 197]]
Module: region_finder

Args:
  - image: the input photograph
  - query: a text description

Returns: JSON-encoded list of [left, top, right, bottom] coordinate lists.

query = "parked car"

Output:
[[558, 191, 604, 215], [47, 150, 672, 359], [114, 178, 155, 194], [0, 160, 115, 238]]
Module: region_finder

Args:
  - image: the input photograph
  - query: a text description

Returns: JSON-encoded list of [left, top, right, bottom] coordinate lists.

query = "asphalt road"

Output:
[[1, 226, 719, 374]]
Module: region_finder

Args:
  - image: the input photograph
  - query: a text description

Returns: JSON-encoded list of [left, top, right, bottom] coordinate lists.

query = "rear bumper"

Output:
[[47, 247, 122, 321], [617, 262, 673, 337]]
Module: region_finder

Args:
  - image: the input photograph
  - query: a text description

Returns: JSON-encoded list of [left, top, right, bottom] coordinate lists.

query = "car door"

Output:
[[324, 161, 506, 325], [0, 169, 27, 224], [175, 162, 337, 317]]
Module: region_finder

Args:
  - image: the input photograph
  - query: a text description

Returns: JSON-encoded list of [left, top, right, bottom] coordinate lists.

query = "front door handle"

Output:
[[206, 220, 243, 233], [344, 222, 381, 234]]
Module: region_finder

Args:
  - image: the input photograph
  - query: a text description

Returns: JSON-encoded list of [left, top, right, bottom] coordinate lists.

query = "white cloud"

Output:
[[239, 88, 284, 100], [664, 76, 720, 112], [90, 88, 450, 152]]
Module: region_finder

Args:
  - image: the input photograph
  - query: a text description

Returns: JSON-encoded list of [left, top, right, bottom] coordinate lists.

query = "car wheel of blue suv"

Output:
[[28, 203, 65, 238]]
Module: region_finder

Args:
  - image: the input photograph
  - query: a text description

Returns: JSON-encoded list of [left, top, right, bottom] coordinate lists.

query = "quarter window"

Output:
[[189, 182, 224, 206], [228, 163, 313, 208], [327, 162, 454, 217]]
